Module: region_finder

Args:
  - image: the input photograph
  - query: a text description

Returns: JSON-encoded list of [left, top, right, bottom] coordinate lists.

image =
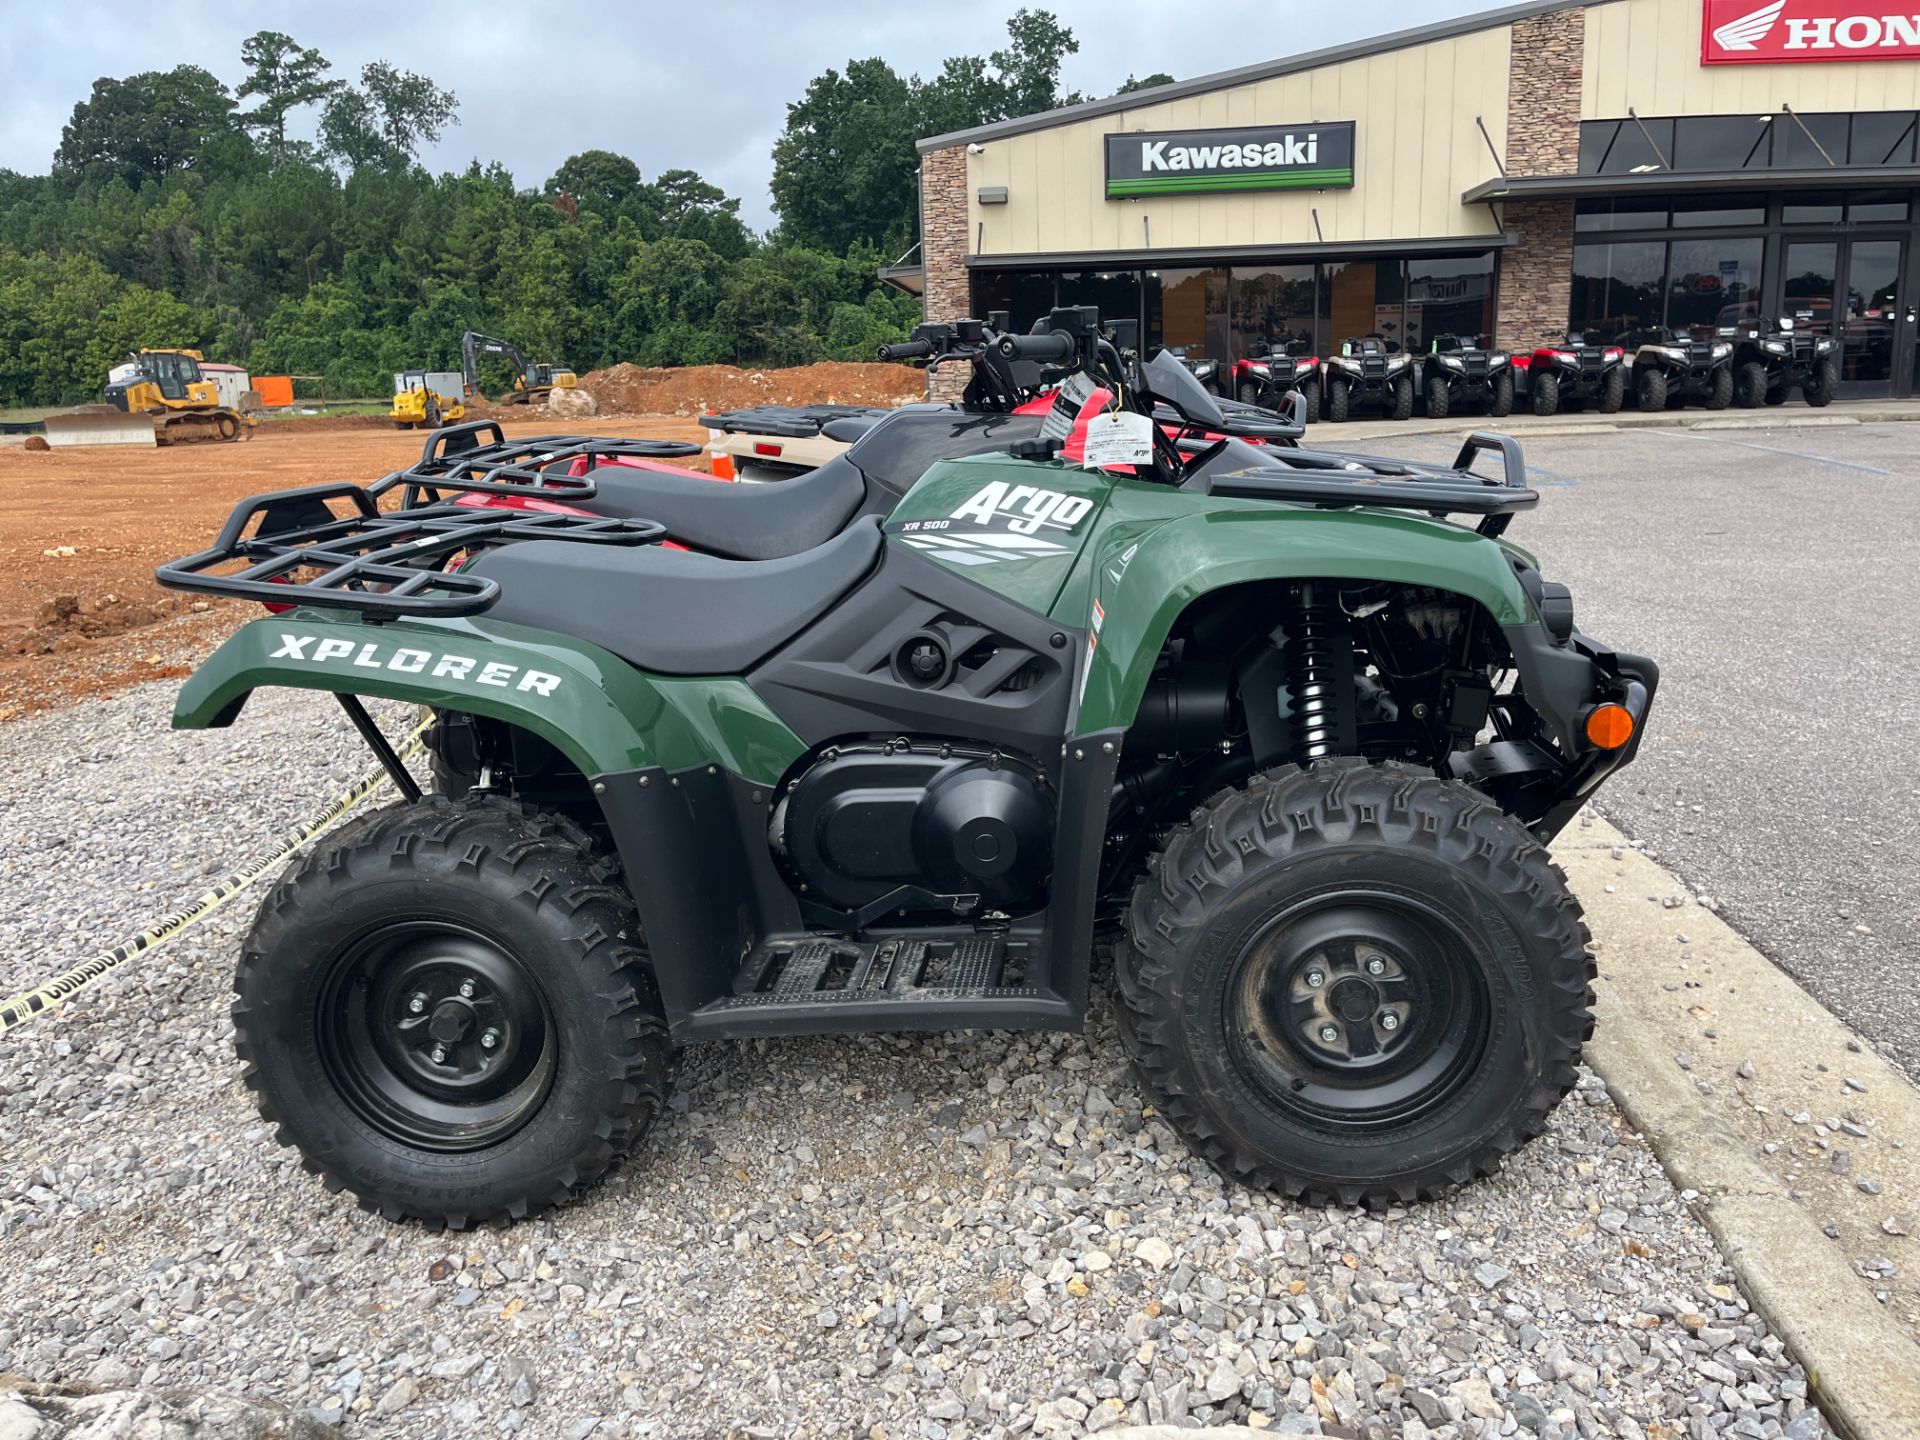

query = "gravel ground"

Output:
[[0, 685, 1830, 1440]]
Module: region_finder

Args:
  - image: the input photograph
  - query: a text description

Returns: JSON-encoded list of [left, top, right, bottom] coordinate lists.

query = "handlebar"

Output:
[[876, 339, 936, 361], [996, 331, 1079, 364]]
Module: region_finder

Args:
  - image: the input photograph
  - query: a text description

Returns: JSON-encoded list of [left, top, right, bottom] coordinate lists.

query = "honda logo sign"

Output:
[[1704, 0, 1920, 63]]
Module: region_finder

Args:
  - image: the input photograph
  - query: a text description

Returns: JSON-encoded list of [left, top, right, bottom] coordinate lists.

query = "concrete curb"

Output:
[[1556, 815, 1920, 1440], [1326, 404, 1913, 444]]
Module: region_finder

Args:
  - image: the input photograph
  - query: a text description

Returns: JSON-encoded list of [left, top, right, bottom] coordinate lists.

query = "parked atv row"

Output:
[[157, 304, 1655, 1230]]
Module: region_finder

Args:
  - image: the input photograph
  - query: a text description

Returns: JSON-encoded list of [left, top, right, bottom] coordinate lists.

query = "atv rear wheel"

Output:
[[1424, 375, 1450, 420], [1530, 370, 1560, 417], [1488, 372, 1514, 418], [1390, 374, 1414, 422], [1734, 361, 1768, 409], [1115, 761, 1593, 1207], [1804, 358, 1837, 407], [234, 795, 673, 1228], [1326, 378, 1351, 423], [1635, 367, 1668, 413], [1706, 365, 1734, 410], [1597, 367, 1625, 414]]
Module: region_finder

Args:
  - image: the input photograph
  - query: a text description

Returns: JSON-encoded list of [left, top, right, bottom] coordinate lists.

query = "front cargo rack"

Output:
[[1199, 432, 1538, 536]]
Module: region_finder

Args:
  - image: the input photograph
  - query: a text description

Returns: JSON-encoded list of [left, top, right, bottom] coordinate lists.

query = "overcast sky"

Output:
[[0, 0, 1508, 232]]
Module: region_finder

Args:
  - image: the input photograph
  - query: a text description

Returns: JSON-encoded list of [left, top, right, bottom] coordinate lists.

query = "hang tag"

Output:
[[1080, 410, 1154, 469]]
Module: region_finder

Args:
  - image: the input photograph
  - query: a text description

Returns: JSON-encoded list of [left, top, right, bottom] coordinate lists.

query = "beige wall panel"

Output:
[[1583, 0, 1920, 119], [962, 25, 1512, 259]]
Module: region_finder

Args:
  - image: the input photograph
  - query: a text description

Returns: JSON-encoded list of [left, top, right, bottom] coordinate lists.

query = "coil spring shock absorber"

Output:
[[1284, 582, 1356, 760]]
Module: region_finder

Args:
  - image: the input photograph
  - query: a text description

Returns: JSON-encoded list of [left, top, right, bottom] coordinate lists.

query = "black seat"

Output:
[[470, 516, 884, 676], [820, 414, 883, 444], [574, 454, 867, 561]]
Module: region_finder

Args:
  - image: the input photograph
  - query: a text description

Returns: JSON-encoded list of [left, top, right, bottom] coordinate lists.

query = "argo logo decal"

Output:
[[1703, 0, 1920, 62], [887, 482, 1095, 566], [270, 632, 564, 695]]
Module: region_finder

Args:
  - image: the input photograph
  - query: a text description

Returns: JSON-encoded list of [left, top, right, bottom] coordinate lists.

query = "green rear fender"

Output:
[[1072, 508, 1537, 736], [173, 612, 805, 785]]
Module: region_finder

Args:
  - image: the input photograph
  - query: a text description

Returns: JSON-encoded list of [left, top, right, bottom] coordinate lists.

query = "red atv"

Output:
[[1231, 339, 1320, 419], [1514, 332, 1627, 416]]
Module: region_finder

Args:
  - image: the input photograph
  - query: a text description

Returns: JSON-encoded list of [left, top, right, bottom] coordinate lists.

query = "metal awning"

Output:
[[965, 233, 1514, 270], [1465, 166, 1920, 205], [877, 264, 924, 297]]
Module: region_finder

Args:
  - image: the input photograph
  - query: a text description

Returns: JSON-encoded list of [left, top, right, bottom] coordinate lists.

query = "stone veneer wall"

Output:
[[919, 145, 971, 401], [1495, 6, 1584, 354]]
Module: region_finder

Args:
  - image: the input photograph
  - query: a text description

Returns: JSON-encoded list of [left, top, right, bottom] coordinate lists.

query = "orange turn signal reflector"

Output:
[[1585, 703, 1635, 751]]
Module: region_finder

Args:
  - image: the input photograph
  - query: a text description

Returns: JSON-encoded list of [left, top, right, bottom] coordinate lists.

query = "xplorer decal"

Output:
[[268, 632, 564, 695]]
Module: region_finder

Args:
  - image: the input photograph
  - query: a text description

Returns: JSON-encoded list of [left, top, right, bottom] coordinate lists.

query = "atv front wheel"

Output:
[[1636, 367, 1668, 413], [1298, 380, 1319, 423], [234, 795, 674, 1228], [1705, 366, 1733, 410], [1734, 361, 1768, 409], [1390, 374, 1414, 422], [1597, 367, 1625, 414], [1488, 372, 1514, 418], [1326, 378, 1351, 423], [1424, 375, 1450, 420], [1804, 358, 1837, 407], [1115, 760, 1593, 1207], [1530, 370, 1560, 417], [1237, 380, 1264, 406]]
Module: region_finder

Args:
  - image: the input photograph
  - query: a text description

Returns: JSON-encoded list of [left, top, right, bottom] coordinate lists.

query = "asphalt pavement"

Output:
[[1384, 421, 1920, 1078]]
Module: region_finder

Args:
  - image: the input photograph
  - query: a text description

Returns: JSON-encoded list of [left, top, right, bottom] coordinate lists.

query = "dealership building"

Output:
[[898, 0, 1920, 399]]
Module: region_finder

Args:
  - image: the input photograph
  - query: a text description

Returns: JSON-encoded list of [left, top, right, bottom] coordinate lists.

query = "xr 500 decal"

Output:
[[887, 481, 1095, 566]]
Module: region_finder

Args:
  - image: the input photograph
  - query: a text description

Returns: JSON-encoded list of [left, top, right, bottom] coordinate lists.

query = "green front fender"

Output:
[[1073, 507, 1537, 736], [173, 610, 806, 785]]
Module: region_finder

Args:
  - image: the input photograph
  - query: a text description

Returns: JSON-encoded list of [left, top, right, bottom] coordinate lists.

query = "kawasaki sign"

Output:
[[1704, 0, 1920, 62], [1104, 123, 1356, 199]]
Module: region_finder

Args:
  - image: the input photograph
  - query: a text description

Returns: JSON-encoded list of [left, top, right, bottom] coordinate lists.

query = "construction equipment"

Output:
[[390, 370, 468, 430], [460, 331, 577, 407], [46, 349, 256, 447]]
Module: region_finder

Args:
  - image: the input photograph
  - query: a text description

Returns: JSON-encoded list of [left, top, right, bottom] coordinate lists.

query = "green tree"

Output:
[[1115, 72, 1175, 95], [990, 9, 1083, 119], [548, 150, 643, 209], [770, 58, 918, 255], [319, 63, 458, 170], [235, 32, 340, 157], [54, 67, 241, 185]]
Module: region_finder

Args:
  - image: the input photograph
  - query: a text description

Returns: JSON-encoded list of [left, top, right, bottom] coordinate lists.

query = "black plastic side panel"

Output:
[[747, 540, 1079, 760], [1038, 729, 1124, 1013], [845, 406, 1047, 499]]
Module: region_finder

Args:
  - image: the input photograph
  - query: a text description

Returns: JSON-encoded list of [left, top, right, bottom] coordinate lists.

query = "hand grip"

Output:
[[877, 339, 935, 361], [995, 331, 1078, 363]]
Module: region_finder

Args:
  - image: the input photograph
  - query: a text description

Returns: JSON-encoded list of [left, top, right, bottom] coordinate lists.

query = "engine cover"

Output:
[[773, 742, 1050, 914]]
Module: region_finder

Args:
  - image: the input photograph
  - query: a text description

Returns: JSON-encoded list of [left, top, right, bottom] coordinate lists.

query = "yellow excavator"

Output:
[[461, 330, 577, 406], [62, 349, 257, 445]]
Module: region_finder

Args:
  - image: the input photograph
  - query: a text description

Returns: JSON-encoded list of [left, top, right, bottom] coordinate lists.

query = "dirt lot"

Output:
[[0, 415, 706, 720]]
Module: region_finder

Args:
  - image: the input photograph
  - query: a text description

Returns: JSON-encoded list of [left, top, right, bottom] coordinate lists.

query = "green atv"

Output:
[[158, 306, 1656, 1227]]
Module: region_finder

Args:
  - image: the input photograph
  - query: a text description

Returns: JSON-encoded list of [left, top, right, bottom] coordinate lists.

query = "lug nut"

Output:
[[1318, 1024, 1339, 1044], [408, 993, 427, 1014], [1365, 956, 1386, 976], [1305, 969, 1326, 989], [480, 1029, 499, 1051], [430, 1044, 447, 1064], [458, 979, 476, 999], [1380, 1012, 1400, 1031]]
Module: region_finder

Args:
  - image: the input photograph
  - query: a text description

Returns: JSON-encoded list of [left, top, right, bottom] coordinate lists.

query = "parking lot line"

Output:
[[1681, 432, 1894, 477]]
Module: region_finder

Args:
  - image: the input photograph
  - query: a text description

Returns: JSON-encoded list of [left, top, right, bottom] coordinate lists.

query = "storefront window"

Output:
[[1781, 195, 1843, 225], [1145, 268, 1230, 356], [1673, 115, 1772, 170], [1850, 113, 1917, 167], [1571, 241, 1664, 337], [1667, 237, 1763, 335], [1583, 116, 1674, 174], [1575, 198, 1670, 232], [1230, 266, 1315, 359], [1055, 270, 1142, 332], [1773, 113, 1848, 169], [1848, 189, 1911, 224], [971, 271, 1057, 333], [1407, 253, 1495, 350], [1323, 260, 1409, 353], [1670, 194, 1765, 228]]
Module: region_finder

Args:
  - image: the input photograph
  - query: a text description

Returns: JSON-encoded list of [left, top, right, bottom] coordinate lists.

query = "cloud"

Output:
[[0, 0, 1508, 228]]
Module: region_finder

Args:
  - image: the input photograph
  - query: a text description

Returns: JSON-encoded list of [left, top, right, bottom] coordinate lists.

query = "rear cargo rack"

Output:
[[699, 404, 886, 438], [394, 421, 702, 506], [1200, 431, 1537, 535], [158, 486, 665, 619]]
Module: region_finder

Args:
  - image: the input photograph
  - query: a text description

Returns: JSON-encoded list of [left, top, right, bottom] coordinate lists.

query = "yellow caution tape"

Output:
[[0, 721, 431, 1036]]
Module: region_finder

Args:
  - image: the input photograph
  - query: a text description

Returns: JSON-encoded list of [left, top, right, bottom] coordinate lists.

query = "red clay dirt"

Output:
[[577, 361, 925, 417], [0, 414, 706, 722]]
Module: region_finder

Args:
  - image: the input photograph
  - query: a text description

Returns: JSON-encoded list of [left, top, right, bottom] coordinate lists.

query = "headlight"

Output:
[[1387, 355, 1409, 370], [1711, 342, 1731, 359], [1490, 352, 1509, 367], [1764, 340, 1787, 354], [1247, 362, 1269, 372], [1654, 345, 1686, 361], [1816, 338, 1835, 352], [1556, 350, 1581, 364], [1334, 356, 1361, 371], [1440, 355, 1464, 370], [1295, 359, 1316, 375]]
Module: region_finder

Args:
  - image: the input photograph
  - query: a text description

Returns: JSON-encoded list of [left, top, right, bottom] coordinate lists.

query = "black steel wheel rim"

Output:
[[317, 921, 557, 1152], [1226, 890, 1492, 1133]]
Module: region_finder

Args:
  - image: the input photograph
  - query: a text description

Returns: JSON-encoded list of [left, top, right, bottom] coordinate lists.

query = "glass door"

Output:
[[1840, 238, 1902, 398]]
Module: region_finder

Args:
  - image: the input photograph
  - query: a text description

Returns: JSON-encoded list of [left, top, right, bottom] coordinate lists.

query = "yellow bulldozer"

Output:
[[47, 349, 257, 446]]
